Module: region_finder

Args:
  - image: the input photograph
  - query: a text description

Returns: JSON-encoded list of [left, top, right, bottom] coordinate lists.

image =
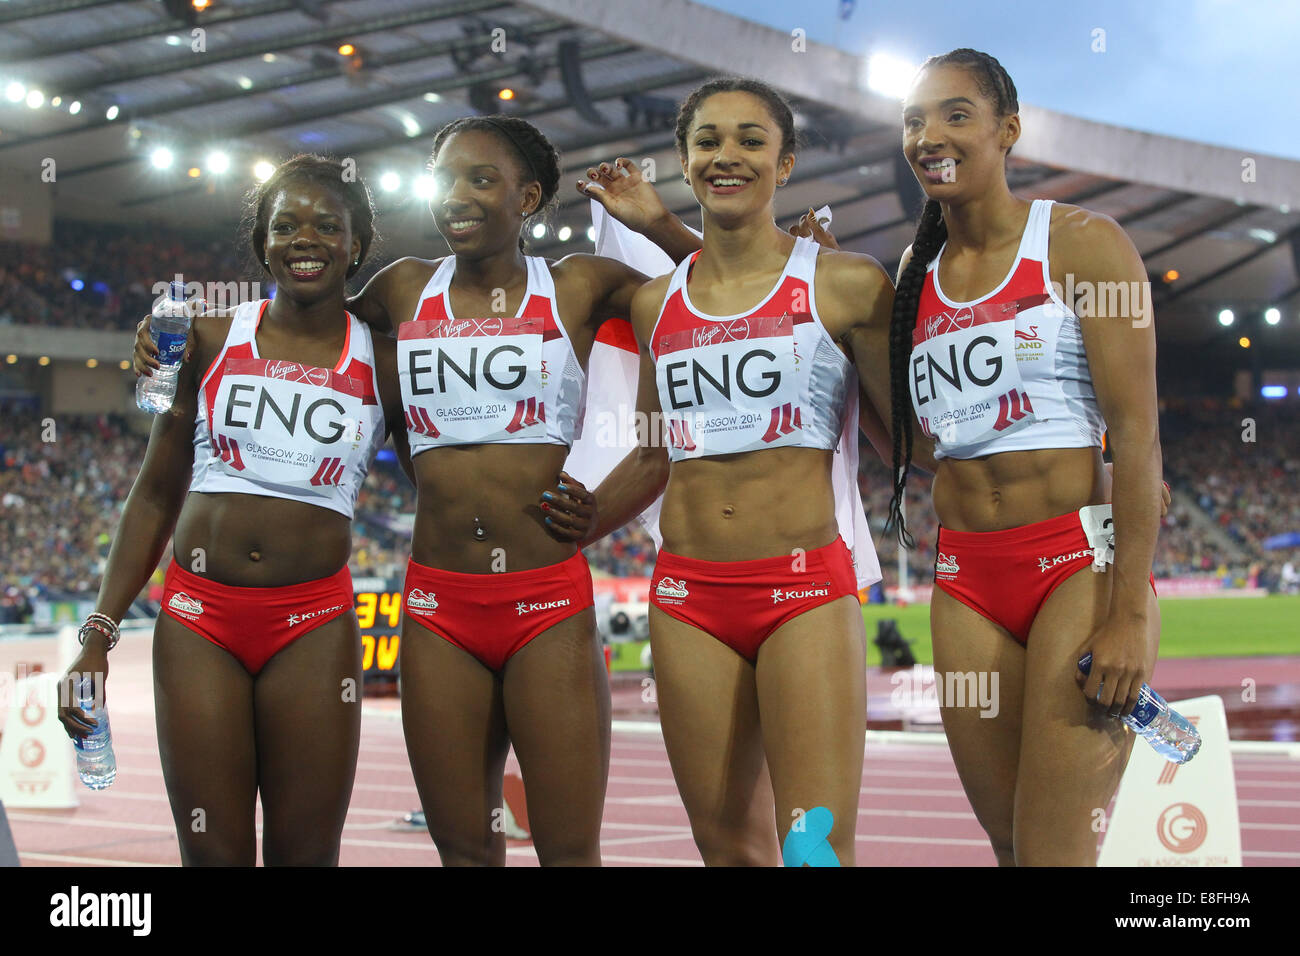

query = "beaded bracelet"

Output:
[[78, 612, 120, 652]]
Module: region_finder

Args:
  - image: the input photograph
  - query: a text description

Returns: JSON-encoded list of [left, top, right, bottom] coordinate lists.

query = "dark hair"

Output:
[[675, 76, 799, 162], [244, 154, 378, 281], [885, 50, 1016, 545], [429, 115, 561, 253], [921, 48, 1018, 119]]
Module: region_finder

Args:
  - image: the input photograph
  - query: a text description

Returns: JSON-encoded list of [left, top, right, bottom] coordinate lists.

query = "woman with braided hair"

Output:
[[876, 49, 1164, 865]]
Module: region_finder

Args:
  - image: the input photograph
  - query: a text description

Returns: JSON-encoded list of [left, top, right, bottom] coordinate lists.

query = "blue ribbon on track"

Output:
[[782, 806, 840, 867]]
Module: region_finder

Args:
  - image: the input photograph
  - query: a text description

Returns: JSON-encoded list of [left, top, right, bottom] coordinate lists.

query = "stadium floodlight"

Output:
[[106, 105, 119, 120], [253, 160, 275, 182], [400, 113, 421, 138], [69, 100, 81, 115], [412, 175, 436, 200], [531, 224, 546, 239], [205, 151, 230, 174], [237, 77, 253, 90], [150, 147, 174, 170], [379, 172, 400, 193], [165, 35, 182, 47], [25, 89, 44, 109], [865, 52, 918, 99], [1264, 307, 1281, 326], [557, 226, 572, 241], [587, 226, 596, 242], [1260, 385, 1287, 399], [1217, 309, 1234, 327], [5, 82, 25, 103]]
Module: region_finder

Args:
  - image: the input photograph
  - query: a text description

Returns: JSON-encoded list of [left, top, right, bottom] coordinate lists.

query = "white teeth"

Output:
[[711, 178, 747, 186], [449, 220, 481, 231], [288, 260, 325, 273]]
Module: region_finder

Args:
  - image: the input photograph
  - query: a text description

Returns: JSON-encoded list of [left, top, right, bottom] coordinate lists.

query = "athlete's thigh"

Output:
[[929, 588, 1025, 865], [502, 607, 610, 866], [152, 613, 258, 866], [399, 617, 510, 865], [1014, 568, 1156, 865], [754, 596, 864, 866], [254, 612, 363, 866], [649, 606, 778, 866]]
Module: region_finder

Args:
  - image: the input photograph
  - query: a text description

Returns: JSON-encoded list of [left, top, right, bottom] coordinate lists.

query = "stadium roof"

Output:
[[2, 0, 1298, 350]]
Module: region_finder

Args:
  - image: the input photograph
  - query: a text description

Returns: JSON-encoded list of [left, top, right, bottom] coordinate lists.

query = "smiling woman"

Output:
[[567, 76, 898, 867], [60, 154, 410, 867]]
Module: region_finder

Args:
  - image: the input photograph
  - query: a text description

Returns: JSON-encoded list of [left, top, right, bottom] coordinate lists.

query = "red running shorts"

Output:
[[933, 504, 1156, 645], [160, 559, 355, 675], [402, 550, 594, 671], [648, 536, 860, 662]]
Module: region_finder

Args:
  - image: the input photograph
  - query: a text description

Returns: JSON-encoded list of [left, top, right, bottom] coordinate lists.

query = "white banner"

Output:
[[1098, 695, 1241, 867], [0, 674, 80, 810]]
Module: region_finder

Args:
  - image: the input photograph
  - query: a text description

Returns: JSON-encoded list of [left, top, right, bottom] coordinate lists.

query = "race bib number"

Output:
[[911, 298, 1037, 450], [210, 359, 366, 496], [399, 316, 546, 443], [655, 314, 800, 457]]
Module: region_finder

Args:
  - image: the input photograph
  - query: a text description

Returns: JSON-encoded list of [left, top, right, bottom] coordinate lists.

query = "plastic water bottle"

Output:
[[72, 677, 117, 790], [1078, 653, 1202, 764], [135, 280, 191, 413]]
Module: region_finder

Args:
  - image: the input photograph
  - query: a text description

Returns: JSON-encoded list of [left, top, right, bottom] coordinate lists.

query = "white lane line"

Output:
[[598, 832, 698, 848], [1242, 822, 1300, 831], [858, 808, 979, 821], [857, 834, 991, 847], [18, 852, 171, 867], [596, 854, 704, 866]]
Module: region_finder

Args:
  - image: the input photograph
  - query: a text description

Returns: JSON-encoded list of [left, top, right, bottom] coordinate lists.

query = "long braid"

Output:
[[885, 48, 1017, 547], [885, 199, 947, 547]]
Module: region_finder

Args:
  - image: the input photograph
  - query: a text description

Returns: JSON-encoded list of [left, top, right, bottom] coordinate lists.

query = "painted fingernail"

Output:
[[542, 491, 554, 500], [541, 502, 551, 511], [545, 517, 553, 523], [558, 483, 568, 491]]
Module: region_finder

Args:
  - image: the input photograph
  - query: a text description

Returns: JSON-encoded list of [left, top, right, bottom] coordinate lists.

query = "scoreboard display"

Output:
[[354, 588, 402, 680]]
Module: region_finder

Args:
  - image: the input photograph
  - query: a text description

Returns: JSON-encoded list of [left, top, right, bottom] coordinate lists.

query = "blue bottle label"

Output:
[[1129, 686, 1162, 728], [155, 331, 187, 365]]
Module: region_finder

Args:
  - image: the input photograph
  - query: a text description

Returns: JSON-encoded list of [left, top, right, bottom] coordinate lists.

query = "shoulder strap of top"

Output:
[[786, 234, 820, 282], [1018, 199, 1054, 261], [665, 249, 698, 298], [524, 255, 555, 303], [423, 256, 456, 298]]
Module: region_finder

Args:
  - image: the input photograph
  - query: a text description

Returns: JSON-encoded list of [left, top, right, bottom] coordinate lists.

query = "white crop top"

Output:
[[649, 235, 852, 462], [910, 199, 1106, 460], [190, 299, 386, 519], [397, 255, 586, 454]]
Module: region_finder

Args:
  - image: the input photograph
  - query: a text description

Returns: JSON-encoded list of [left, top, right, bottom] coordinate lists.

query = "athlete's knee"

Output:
[[984, 827, 1015, 866], [430, 828, 502, 867], [693, 824, 777, 866], [1011, 827, 1096, 867], [178, 834, 256, 867], [532, 826, 601, 867], [262, 835, 341, 867]]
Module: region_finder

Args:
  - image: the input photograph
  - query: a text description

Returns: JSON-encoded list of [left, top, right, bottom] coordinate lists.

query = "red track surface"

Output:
[[3, 631, 1297, 866]]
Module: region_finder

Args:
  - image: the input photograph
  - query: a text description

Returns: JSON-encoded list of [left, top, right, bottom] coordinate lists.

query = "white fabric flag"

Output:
[[563, 201, 881, 590]]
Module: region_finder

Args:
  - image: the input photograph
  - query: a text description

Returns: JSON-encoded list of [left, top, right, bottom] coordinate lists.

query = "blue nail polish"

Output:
[[545, 517, 553, 523], [558, 483, 569, 491], [542, 491, 554, 500]]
